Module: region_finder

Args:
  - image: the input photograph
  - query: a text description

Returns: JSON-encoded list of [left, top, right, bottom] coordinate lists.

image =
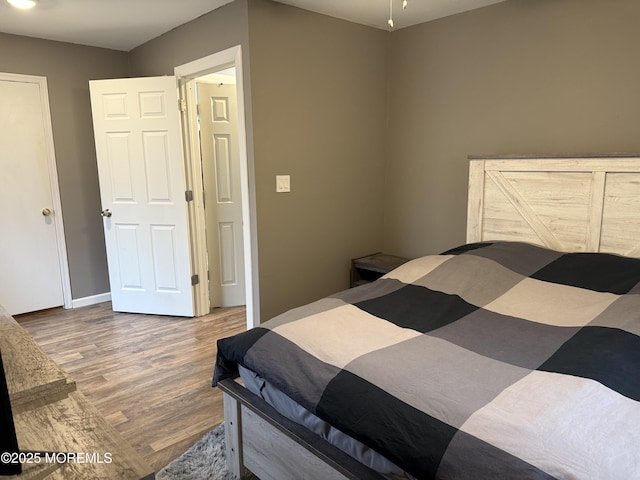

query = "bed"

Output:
[[213, 155, 640, 480]]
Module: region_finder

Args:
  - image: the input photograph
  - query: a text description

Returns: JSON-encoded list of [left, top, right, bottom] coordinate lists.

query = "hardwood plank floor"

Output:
[[15, 302, 246, 472]]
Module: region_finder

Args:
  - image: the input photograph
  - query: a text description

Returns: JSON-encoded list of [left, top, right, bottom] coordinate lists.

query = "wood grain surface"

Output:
[[466, 156, 640, 257], [14, 390, 154, 480], [16, 303, 246, 472], [0, 305, 75, 412]]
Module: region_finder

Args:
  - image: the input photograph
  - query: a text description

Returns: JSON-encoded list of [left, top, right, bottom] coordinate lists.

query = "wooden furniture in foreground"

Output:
[[350, 253, 409, 288], [219, 155, 640, 479], [0, 313, 74, 415], [0, 305, 154, 480]]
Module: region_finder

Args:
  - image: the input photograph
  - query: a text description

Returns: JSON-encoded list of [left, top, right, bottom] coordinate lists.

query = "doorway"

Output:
[[196, 69, 246, 308], [175, 46, 259, 328], [0, 73, 72, 315]]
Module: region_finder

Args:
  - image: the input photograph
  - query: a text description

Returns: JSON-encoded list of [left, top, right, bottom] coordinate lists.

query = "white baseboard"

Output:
[[71, 292, 111, 309]]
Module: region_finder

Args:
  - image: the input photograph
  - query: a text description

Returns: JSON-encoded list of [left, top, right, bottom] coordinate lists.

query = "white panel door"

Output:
[[198, 81, 245, 307], [0, 76, 65, 315], [89, 76, 193, 316]]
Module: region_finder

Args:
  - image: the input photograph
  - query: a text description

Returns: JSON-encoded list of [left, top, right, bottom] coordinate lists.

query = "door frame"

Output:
[[0, 72, 72, 310], [175, 45, 259, 328]]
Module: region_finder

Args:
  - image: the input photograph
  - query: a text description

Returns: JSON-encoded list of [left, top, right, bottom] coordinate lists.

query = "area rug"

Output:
[[156, 424, 256, 480]]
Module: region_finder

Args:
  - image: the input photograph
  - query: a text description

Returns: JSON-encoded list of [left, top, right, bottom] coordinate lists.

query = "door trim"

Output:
[[175, 45, 259, 328], [0, 72, 72, 310]]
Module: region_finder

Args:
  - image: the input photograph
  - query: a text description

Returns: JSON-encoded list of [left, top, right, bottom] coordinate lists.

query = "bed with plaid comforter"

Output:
[[213, 241, 640, 480]]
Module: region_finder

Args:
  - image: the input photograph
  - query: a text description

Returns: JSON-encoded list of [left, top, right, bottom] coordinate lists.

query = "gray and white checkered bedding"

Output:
[[214, 241, 640, 479]]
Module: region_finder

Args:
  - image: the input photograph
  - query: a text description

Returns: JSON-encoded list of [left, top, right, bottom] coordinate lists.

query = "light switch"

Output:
[[276, 175, 291, 193]]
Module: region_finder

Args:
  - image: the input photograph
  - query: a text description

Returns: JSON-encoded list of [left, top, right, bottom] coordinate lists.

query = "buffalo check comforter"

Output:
[[213, 241, 640, 480]]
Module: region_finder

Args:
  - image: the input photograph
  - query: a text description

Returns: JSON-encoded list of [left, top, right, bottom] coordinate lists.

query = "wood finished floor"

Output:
[[15, 302, 246, 472]]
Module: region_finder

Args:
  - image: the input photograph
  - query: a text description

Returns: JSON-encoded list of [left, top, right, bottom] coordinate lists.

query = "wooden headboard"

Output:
[[467, 155, 640, 257]]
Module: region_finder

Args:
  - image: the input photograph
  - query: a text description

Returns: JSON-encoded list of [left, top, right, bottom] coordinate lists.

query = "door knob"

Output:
[[42, 208, 52, 216], [101, 209, 112, 218]]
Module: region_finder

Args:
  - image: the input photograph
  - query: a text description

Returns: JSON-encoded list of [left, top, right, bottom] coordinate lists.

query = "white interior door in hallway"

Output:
[[0, 74, 70, 315], [175, 45, 257, 327], [89, 76, 194, 316], [197, 79, 246, 307]]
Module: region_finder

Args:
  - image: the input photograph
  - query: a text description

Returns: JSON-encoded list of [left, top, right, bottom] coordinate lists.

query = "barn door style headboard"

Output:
[[466, 155, 640, 257]]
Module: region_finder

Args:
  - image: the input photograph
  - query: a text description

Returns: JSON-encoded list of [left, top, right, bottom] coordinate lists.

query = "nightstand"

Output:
[[350, 252, 409, 288]]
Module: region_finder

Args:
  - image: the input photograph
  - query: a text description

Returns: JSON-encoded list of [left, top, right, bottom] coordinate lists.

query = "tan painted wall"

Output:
[[0, 33, 129, 299], [384, 0, 640, 258], [247, 0, 388, 319], [128, 0, 250, 77]]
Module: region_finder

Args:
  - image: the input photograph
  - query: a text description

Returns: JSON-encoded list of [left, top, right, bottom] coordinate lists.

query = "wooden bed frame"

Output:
[[467, 155, 640, 257], [220, 155, 640, 479], [218, 379, 385, 480]]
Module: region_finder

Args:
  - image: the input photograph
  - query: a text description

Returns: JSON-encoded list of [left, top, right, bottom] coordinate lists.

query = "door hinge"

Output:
[[185, 190, 194, 202], [179, 99, 187, 112], [191, 274, 199, 286]]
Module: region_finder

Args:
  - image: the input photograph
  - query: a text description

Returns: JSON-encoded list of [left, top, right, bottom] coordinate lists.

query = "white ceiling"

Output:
[[275, 0, 507, 31], [0, 0, 507, 52]]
